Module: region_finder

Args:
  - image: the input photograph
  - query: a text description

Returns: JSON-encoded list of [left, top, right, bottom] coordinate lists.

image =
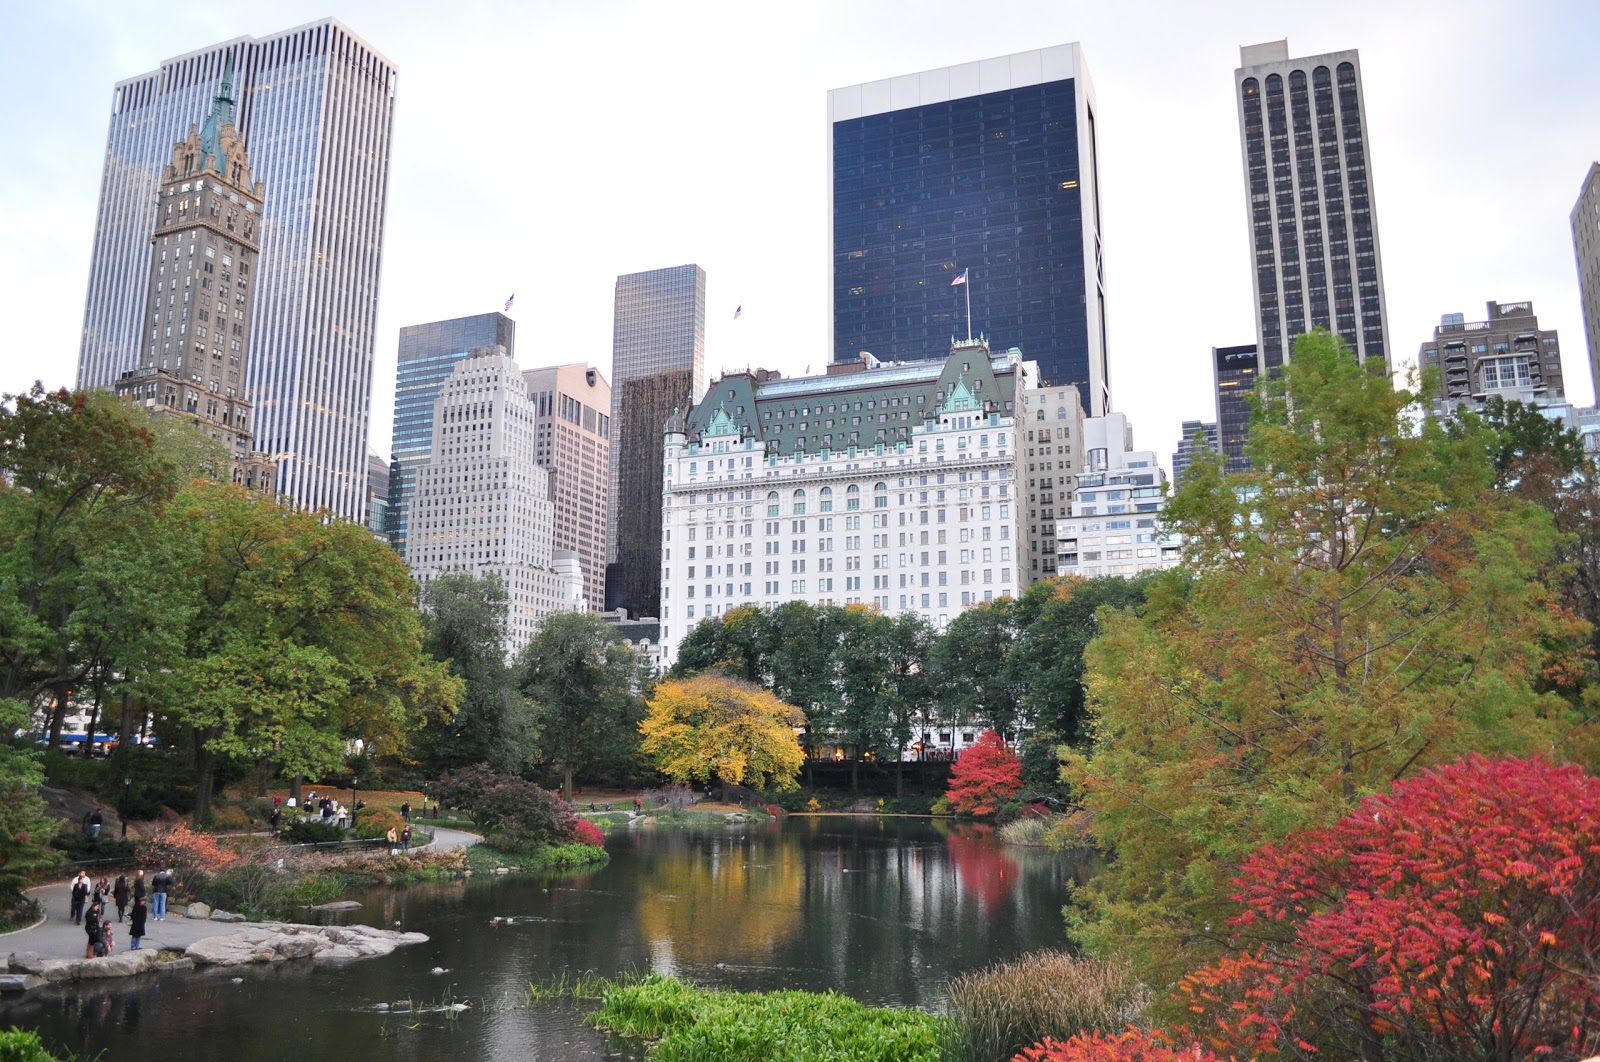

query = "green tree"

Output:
[[930, 598, 1023, 736], [1067, 331, 1591, 985], [640, 674, 805, 791], [517, 611, 645, 799], [0, 698, 59, 913], [670, 603, 772, 684], [1450, 394, 1586, 487], [418, 572, 529, 774], [164, 481, 458, 822]]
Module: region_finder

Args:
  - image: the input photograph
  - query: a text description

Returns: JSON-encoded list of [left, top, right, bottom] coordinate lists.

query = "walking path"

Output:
[[2, 826, 483, 960]]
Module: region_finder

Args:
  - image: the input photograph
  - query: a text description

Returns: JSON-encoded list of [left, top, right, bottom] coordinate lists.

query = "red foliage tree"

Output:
[[1013, 1030, 1225, 1061], [138, 822, 240, 895], [1180, 756, 1600, 1061], [946, 729, 1022, 816], [572, 817, 605, 848]]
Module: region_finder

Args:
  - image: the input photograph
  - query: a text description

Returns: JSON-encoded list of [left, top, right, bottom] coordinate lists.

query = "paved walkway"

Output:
[[2, 826, 483, 961]]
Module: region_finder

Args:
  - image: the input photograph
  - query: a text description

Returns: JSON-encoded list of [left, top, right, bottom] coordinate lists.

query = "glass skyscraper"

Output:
[[830, 45, 1108, 416], [1235, 40, 1388, 372], [77, 19, 398, 522], [386, 312, 517, 554], [608, 265, 706, 618]]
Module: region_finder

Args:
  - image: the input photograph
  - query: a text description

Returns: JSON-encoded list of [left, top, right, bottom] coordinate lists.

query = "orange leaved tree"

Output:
[[946, 729, 1022, 816]]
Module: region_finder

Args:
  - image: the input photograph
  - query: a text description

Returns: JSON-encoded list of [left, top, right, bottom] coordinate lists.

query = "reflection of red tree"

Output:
[[947, 824, 1018, 911]]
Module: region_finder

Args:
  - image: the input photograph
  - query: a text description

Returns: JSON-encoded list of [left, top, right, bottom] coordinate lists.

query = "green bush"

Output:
[[591, 975, 946, 1061], [353, 805, 406, 840], [930, 795, 954, 816], [50, 833, 136, 864], [466, 842, 609, 873], [0, 1027, 69, 1062], [882, 795, 937, 815], [942, 952, 1144, 1062], [279, 819, 345, 845], [39, 750, 109, 792]]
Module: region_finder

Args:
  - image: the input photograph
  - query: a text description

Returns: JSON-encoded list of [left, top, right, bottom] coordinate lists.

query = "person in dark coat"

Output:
[[69, 872, 90, 925], [84, 908, 104, 958], [150, 868, 171, 920], [112, 874, 130, 922], [131, 868, 146, 905], [128, 897, 148, 950]]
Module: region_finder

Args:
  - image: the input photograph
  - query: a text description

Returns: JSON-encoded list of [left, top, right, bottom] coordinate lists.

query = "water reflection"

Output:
[[3, 817, 1086, 1061]]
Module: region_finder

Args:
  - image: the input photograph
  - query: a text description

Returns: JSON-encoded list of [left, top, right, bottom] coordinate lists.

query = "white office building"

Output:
[[658, 340, 1033, 668], [405, 348, 582, 656], [1056, 414, 1182, 579]]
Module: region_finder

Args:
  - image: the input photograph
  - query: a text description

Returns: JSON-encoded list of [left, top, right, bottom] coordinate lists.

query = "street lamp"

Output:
[[351, 772, 359, 834]]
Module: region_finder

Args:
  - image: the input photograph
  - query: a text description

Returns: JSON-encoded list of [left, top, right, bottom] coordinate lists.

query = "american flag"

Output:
[[950, 269, 968, 287], [504, 294, 515, 312], [733, 305, 742, 320]]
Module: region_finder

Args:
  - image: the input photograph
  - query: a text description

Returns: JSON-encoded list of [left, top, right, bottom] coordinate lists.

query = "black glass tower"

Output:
[[830, 45, 1108, 416]]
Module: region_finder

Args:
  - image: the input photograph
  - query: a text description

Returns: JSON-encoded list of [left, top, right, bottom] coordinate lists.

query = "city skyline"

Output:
[[5, 1, 1598, 479]]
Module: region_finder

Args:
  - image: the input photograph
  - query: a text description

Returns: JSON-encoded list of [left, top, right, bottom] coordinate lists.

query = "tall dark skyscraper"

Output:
[[608, 265, 706, 619], [78, 19, 398, 522], [1212, 343, 1259, 472], [386, 312, 516, 555], [830, 45, 1108, 415], [1235, 40, 1389, 373]]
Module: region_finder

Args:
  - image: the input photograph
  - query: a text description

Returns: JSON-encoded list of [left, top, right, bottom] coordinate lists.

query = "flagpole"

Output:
[[965, 273, 972, 342]]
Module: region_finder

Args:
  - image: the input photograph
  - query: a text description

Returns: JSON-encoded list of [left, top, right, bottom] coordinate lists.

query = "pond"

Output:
[[2, 816, 1088, 1060]]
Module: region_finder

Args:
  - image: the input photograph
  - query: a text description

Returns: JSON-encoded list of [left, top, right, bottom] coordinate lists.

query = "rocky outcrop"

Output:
[[12, 948, 166, 984], [184, 902, 212, 919], [184, 923, 428, 967], [208, 910, 246, 923]]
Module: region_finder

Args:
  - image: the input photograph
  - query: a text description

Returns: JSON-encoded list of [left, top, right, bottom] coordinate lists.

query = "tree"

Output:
[[0, 698, 58, 913], [1181, 756, 1600, 1061], [640, 674, 805, 791], [670, 603, 772, 684], [1451, 394, 1586, 488], [946, 729, 1022, 815], [163, 481, 458, 821], [432, 763, 578, 848], [418, 572, 529, 774], [1067, 332, 1592, 983], [518, 611, 646, 799], [930, 598, 1024, 736]]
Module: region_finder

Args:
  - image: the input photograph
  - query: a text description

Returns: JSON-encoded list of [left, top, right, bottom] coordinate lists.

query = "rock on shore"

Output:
[[7, 922, 427, 985]]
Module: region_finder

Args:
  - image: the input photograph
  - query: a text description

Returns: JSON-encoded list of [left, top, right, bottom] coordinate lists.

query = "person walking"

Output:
[[88, 807, 104, 839], [400, 801, 411, 823], [150, 868, 170, 920], [68, 871, 90, 925], [400, 825, 411, 853], [112, 874, 130, 922], [128, 897, 147, 950], [92, 878, 110, 919]]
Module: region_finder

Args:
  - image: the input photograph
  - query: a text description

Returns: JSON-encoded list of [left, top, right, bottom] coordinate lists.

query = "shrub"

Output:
[[279, 819, 345, 845], [210, 805, 251, 831], [946, 730, 1022, 816], [945, 952, 1144, 1062], [353, 805, 405, 841], [39, 750, 109, 792], [1014, 1030, 1223, 1061], [764, 804, 783, 818], [1180, 755, 1600, 1060], [435, 764, 577, 848], [998, 817, 1051, 847], [930, 795, 954, 817], [882, 795, 936, 815], [0, 1027, 69, 1062], [591, 974, 946, 1062], [572, 818, 605, 848], [137, 822, 239, 895], [50, 833, 136, 863]]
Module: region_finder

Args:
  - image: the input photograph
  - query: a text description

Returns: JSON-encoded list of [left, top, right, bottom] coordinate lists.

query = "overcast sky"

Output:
[[3, 0, 1597, 470]]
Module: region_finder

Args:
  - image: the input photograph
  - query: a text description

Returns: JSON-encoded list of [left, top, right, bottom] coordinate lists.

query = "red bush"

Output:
[[1014, 1030, 1224, 1061], [572, 817, 605, 848], [765, 804, 783, 818], [946, 729, 1022, 816], [1181, 756, 1600, 1060], [138, 822, 240, 894]]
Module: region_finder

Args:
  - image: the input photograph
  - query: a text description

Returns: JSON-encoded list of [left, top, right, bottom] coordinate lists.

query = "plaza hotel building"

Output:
[[657, 339, 1038, 667]]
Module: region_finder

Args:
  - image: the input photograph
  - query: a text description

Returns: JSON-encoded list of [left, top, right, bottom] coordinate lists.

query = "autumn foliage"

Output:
[[946, 729, 1022, 816], [1180, 756, 1600, 1060], [572, 817, 605, 848], [138, 822, 240, 894], [1013, 1030, 1224, 1061]]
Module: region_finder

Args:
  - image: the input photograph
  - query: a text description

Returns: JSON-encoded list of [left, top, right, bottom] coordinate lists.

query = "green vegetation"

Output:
[[0, 699, 59, 917], [465, 841, 608, 873], [943, 953, 1142, 1062], [590, 974, 946, 1062], [0, 1028, 71, 1062], [412, 816, 476, 830]]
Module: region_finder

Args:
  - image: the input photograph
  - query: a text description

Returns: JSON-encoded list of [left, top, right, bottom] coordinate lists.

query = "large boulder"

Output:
[[184, 902, 212, 920], [32, 950, 161, 982], [184, 935, 259, 967], [186, 923, 428, 967], [209, 910, 246, 923], [6, 952, 46, 975]]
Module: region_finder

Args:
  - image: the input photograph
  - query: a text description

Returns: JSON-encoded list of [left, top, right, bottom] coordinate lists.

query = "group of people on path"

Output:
[[68, 867, 170, 957]]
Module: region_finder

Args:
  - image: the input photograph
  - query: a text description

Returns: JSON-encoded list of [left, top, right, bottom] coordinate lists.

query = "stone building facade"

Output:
[[523, 362, 612, 611]]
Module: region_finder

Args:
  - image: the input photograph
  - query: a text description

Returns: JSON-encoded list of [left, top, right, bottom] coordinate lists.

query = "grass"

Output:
[[465, 842, 609, 874], [412, 817, 476, 830], [527, 968, 649, 1001], [590, 974, 947, 1062], [643, 808, 770, 827], [942, 952, 1145, 1062]]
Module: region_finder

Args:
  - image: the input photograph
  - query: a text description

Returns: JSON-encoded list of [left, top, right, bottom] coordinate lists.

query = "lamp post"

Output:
[[351, 772, 359, 834]]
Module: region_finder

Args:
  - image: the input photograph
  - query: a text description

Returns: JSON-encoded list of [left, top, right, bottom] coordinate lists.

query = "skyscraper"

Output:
[[1235, 41, 1389, 373], [387, 313, 517, 554], [110, 54, 273, 493], [1170, 420, 1220, 488], [830, 44, 1108, 415], [1212, 342, 1259, 472], [405, 349, 582, 657], [78, 19, 398, 522], [608, 265, 706, 619], [1573, 162, 1600, 399], [523, 362, 612, 612]]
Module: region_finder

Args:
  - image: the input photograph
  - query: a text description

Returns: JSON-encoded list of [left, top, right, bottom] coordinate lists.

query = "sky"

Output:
[[2, 0, 1597, 472]]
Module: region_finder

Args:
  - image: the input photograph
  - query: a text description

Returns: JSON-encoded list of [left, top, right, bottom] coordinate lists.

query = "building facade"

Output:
[[658, 339, 1032, 668], [1573, 162, 1600, 400], [1171, 420, 1220, 488], [387, 313, 516, 554], [110, 56, 274, 493], [1213, 342, 1260, 472], [1018, 380, 1085, 581], [1421, 301, 1566, 417], [523, 362, 612, 611], [830, 44, 1108, 415], [404, 349, 581, 657], [1236, 41, 1388, 377], [608, 265, 707, 619], [365, 451, 389, 535], [1056, 414, 1181, 579], [79, 20, 398, 522]]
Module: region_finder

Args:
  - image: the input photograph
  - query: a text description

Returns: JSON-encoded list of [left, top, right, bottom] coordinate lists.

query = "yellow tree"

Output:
[[640, 674, 805, 791]]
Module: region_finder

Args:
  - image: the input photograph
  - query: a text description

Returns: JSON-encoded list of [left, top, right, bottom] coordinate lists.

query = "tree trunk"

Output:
[[290, 775, 303, 803], [255, 756, 271, 798], [850, 756, 859, 794], [46, 684, 71, 752], [109, 690, 136, 781], [563, 765, 573, 802], [194, 737, 217, 826], [83, 689, 102, 761], [895, 759, 905, 799]]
